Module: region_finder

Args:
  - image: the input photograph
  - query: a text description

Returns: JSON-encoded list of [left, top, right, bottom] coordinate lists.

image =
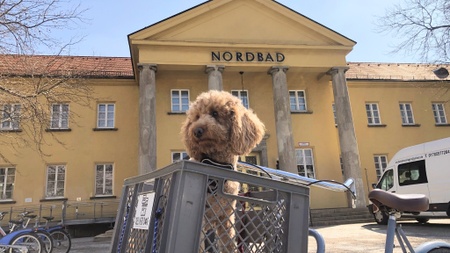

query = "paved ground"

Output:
[[70, 219, 450, 252]]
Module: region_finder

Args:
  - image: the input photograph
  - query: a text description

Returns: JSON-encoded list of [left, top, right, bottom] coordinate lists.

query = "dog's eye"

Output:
[[211, 111, 219, 118]]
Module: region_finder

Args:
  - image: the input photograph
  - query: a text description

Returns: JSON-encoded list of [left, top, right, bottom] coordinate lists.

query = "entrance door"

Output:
[[240, 152, 260, 165]]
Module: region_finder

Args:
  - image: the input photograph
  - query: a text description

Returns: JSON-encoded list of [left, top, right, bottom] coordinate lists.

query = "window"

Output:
[[0, 167, 15, 200], [332, 103, 337, 125], [95, 164, 113, 196], [97, 103, 115, 128], [399, 103, 415, 125], [231, 90, 249, 109], [432, 103, 447, 124], [46, 165, 66, 198], [171, 152, 189, 162], [374, 155, 388, 180], [398, 160, 427, 186], [171, 90, 189, 112], [365, 103, 381, 125], [1, 104, 21, 130], [376, 169, 394, 191], [50, 104, 69, 129], [289, 90, 307, 112], [295, 148, 315, 178]]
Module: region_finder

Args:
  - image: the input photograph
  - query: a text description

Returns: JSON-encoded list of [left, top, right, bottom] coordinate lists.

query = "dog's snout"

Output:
[[193, 127, 204, 138]]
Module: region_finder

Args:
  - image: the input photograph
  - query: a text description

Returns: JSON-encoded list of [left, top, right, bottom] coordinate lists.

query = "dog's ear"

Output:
[[230, 108, 265, 155]]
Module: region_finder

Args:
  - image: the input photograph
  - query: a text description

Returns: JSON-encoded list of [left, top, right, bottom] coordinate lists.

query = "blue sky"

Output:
[[61, 0, 417, 63]]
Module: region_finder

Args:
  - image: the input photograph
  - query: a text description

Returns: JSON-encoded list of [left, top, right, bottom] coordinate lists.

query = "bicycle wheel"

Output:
[[9, 233, 44, 253], [49, 229, 71, 253], [35, 230, 54, 253]]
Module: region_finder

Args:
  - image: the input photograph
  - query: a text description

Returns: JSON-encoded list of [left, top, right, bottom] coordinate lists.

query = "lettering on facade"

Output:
[[211, 51, 285, 63]]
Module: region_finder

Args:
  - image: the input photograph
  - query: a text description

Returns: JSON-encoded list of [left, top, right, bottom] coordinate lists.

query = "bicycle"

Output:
[[8, 212, 53, 253], [11, 212, 70, 253], [308, 188, 450, 253], [39, 217, 71, 253], [0, 212, 45, 253]]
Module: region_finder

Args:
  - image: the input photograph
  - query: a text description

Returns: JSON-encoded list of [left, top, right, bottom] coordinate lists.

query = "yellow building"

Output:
[[0, 0, 449, 224]]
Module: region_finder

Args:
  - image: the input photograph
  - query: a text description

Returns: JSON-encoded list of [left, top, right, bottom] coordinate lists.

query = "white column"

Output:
[[138, 63, 157, 174], [328, 66, 366, 208], [268, 66, 297, 174]]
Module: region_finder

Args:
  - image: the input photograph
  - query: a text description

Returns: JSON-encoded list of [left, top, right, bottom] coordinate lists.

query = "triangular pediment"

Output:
[[130, 0, 354, 47], [128, 0, 355, 74]]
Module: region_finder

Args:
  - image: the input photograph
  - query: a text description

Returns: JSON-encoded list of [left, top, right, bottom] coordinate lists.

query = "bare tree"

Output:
[[0, 0, 86, 55], [377, 0, 450, 63], [0, 0, 95, 160]]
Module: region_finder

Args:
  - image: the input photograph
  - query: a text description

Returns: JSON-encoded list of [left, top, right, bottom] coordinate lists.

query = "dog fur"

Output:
[[181, 90, 265, 252]]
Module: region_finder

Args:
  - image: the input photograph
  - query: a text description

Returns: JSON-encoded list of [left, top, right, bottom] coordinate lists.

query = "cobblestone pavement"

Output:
[[70, 219, 450, 252], [70, 237, 111, 253]]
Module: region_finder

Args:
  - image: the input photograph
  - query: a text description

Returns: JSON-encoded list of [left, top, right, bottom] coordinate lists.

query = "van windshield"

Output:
[[377, 169, 394, 190]]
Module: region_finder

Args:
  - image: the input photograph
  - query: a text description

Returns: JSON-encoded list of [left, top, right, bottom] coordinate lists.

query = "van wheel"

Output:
[[416, 218, 429, 224], [373, 210, 389, 225]]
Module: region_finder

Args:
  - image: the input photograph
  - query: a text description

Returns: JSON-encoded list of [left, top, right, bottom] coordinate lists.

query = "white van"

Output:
[[369, 137, 450, 224]]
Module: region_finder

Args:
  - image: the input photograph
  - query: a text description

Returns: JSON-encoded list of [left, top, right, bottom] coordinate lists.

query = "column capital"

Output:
[[268, 66, 289, 75], [137, 63, 158, 72], [327, 66, 349, 76], [205, 65, 225, 74]]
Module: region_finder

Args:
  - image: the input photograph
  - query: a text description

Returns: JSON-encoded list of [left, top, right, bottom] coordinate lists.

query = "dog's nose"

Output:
[[193, 127, 204, 138]]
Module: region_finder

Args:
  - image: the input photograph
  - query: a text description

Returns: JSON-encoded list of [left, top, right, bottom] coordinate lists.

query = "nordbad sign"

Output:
[[212, 51, 285, 63]]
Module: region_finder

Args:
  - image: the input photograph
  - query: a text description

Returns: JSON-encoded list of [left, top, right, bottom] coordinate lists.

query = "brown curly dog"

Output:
[[181, 90, 265, 252]]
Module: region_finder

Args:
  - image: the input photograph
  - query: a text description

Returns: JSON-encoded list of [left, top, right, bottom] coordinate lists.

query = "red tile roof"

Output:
[[346, 62, 450, 81], [1, 55, 448, 81], [0, 54, 134, 78]]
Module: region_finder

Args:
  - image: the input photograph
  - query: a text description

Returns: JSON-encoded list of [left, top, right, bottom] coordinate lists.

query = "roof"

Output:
[[0, 54, 449, 81], [0, 54, 133, 78], [346, 62, 450, 81]]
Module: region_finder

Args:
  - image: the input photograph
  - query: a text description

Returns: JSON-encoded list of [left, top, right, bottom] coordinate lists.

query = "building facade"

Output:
[[0, 0, 449, 217]]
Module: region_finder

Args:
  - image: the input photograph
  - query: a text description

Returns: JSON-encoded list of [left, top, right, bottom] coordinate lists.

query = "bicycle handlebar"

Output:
[[237, 162, 357, 198]]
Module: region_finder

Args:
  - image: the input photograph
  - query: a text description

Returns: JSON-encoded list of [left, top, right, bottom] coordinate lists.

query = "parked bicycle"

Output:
[[0, 211, 45, 253], [10, 211, 71, 253], [308, 188, 450, 253]]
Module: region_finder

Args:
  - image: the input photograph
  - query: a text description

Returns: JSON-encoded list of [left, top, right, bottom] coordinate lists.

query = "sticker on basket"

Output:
[[133, 192, 155, 230]]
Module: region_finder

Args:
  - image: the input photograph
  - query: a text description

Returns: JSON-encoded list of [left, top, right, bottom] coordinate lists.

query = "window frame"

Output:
[[171, 151, 189, 163], [1, 104, 21, 130], [289, 90, 307, 112], [295, 148, 315, 178], [95, 163, 114, 196], [45, 164, 66, 199], [0, 167, 15, 200], [171, 89, 190, 113], [365, 103, 382, 125], [374, 155, 388, 180], [50, 103, 70, 129], [398, 160, 428, 186], [332, 103, 337, 125], [231, 90, 249, 109], [399, 103, 415, 125], [97, 103, 115, 129], [432, 103, 448, 125]]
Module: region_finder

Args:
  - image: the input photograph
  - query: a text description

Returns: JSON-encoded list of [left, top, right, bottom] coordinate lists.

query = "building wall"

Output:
[[349, 80, 450, 194], [1, 67, 449, 210], [0, 79, 139, 207]]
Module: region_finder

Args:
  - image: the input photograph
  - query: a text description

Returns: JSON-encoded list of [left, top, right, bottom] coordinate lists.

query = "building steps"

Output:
[[309, 207, 374, 227]]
